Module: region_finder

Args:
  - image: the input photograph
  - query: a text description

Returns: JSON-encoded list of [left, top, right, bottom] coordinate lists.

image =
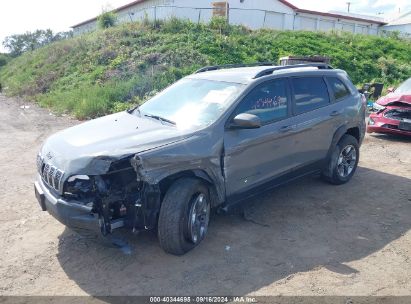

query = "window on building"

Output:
[[291, 77, 330, 114]]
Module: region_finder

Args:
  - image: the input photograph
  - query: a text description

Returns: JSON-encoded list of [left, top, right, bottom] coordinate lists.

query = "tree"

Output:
[[98, 10, 117, 29], [2, 29, 72, 56]]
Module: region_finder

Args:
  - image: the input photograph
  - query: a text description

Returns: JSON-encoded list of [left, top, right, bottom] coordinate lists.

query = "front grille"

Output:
[[382, 124, 398, 130], [37, 154, 65, 192]]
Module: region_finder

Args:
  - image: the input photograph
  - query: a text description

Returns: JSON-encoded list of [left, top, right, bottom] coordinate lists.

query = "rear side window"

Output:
[[328, 77, 350, 100], [291, 77, 330, 115], [234, 79, 289, 124]]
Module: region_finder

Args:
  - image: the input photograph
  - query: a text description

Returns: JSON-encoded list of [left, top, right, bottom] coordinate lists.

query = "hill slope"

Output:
[[1, 19, 411, 119]]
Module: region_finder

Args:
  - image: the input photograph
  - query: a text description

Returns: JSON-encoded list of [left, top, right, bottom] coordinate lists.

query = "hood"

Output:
[[376, 93, 411, 106], [40, 112, 193, 176]]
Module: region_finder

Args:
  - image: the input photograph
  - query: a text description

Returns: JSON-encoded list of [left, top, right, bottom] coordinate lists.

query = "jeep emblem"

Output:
[[46, 152, 53, 160]]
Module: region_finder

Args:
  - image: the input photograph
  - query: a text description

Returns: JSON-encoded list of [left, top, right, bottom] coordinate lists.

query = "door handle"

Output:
[[330, 111, 342, 117], [280, 125, 293, 133]]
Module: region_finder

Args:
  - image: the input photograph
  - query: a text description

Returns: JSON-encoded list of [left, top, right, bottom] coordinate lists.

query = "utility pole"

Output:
[[225, 0, 229, 23], [346, 2, 351, 13]]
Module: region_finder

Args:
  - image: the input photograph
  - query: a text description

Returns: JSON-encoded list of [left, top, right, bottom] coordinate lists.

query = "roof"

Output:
[[71, 0, 387, 28], [72, 0, 147, 28], [279, 0, 386, 24], [386, 11, 411, 26], [296, 9, 386, 25], [187, 65, 342, 84]]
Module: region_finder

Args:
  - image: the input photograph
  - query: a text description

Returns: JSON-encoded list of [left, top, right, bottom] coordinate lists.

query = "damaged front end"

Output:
[[383, 107, 411, 121], [368, 100, 411, 135], [35, 153, 161, 238]]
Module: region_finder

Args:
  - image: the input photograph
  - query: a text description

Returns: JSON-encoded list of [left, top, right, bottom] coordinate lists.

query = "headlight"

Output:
[[373, 102, 385, 112], [67, 175, 90, 182], [64, 175, 93, 201]]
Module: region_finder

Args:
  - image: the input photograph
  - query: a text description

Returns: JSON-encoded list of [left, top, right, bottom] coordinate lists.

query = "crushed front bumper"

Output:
[[367, 114, 411, 137], [34, 176, 102, 234]]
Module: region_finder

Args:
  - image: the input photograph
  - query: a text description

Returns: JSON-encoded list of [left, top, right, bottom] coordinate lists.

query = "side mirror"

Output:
[[230, 113, 261, 129], [387, 87, 395, 93]]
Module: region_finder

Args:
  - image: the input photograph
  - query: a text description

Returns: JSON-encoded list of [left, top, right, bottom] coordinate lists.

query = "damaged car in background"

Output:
[[35, 63, 366, 255], [368, 77, 411, 136]]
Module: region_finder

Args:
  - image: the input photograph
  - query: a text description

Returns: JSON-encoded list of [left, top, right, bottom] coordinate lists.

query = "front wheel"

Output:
[[322, 134, 360, 185], [158, 178, 211, 255]]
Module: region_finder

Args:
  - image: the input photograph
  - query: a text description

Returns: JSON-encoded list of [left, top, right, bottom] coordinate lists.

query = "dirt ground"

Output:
[[0, 94, 410, 296]]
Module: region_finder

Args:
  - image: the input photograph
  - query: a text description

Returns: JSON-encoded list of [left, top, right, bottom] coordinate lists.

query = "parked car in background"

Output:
[[368, 77, 411, 136], [34, 63, 366, 255]]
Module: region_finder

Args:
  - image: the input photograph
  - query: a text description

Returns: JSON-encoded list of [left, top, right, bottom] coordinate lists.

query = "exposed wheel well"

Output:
[[346, 127, 360, 143], [158, 170, 214, 202]]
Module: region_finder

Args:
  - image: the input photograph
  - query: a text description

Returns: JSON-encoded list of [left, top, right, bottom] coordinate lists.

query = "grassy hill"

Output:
[[1, 18, 411, 119]]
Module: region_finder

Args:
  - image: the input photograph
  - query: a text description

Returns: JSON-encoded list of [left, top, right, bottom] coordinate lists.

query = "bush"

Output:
[[98, 11, 117, 29], [0, 53, 10, 68]]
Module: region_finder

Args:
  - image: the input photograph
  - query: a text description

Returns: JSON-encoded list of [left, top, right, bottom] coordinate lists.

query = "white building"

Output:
[[71, 0, 386, 36], [382, 11, 411, 35]]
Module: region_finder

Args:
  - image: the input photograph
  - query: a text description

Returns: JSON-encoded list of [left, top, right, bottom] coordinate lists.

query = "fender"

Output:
[[327, 125, 348, 160], [323, 125, 348, 179]]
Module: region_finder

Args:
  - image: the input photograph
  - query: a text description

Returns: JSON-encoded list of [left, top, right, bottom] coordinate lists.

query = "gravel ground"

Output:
[[0, 94, 410, 296]]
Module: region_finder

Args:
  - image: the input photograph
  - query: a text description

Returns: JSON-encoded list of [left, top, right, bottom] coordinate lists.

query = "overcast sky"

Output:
[[1, 0, 410, 52]]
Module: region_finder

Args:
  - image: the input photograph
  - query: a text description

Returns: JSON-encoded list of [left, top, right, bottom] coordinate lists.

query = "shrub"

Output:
[[0, 53, 10, 67], [98, 11, 117, 29]]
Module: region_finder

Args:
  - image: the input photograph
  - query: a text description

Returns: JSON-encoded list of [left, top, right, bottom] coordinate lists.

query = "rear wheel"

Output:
[[322, 134, 359, 185], [158, 178, 210, 255]]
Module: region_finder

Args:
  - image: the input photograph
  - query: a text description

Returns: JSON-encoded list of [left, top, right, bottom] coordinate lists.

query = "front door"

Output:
[[223, 78, 297, 198]]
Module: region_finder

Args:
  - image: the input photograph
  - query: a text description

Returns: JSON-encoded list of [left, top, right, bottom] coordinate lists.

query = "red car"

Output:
[[368, 78, 411, 136]]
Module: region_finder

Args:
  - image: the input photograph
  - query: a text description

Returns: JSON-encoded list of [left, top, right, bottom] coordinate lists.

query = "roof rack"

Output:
[[253, 63, 333, 79], [195, 62, 276, 74]]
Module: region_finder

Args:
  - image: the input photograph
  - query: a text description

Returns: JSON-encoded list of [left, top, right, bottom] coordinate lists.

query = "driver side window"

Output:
[[234, 79, 289, 124]]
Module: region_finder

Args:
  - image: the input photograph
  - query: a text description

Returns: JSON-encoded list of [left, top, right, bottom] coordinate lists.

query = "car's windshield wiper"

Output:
[[144, 114, 176, 125]]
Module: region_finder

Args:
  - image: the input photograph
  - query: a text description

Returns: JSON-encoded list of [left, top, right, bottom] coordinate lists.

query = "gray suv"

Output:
[[34, 63, 366, 255]]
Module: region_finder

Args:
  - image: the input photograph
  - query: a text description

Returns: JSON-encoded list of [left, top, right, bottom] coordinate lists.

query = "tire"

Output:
[[322, 134, 360, 185], [158, 178, 211, 255]]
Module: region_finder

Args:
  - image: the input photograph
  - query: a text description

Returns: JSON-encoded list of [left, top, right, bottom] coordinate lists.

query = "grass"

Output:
[[1, 18, 411, 119]]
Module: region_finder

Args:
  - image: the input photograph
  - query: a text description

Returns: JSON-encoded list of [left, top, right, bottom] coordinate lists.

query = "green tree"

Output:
[[2, 29, 72, 56]]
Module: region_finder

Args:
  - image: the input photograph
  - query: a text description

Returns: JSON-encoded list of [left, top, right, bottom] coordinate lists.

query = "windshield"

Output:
[[396, 78, 411, 94], [137, 78, 244, 129]]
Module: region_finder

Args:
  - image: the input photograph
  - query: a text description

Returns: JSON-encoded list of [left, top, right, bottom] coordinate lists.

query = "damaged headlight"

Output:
[[373, 102, 385, 112], [67, 175, 90, 182], [64, 175, 94, 202]]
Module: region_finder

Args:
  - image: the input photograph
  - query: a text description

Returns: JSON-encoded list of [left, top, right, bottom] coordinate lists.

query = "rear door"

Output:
[[287, 76, 337, 168], [223, 78, 297, 197]]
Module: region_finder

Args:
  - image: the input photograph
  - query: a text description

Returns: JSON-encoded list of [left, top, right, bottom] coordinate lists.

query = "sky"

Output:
[[1, 0, 410, 52]]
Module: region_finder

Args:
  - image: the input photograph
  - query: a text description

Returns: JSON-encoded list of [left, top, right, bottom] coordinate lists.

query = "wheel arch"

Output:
[[323, 124, 360, 179], [328, 125, 360, 159], [327, 125, 348, 160], [158, 169, 221, 208], [346, 126, 360, 143]]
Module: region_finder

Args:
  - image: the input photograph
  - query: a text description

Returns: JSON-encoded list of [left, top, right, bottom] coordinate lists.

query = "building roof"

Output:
[[296, 9, 386, 25], [386, 11, 411, 26], [278, 0, 386, 25], [71, 0, 387, 28], [72, 0, 147, 28]]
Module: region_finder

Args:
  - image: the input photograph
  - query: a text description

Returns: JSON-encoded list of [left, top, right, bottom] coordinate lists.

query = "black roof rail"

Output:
[[253, 63, 334, 79], [195, 62, 276, 74]]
